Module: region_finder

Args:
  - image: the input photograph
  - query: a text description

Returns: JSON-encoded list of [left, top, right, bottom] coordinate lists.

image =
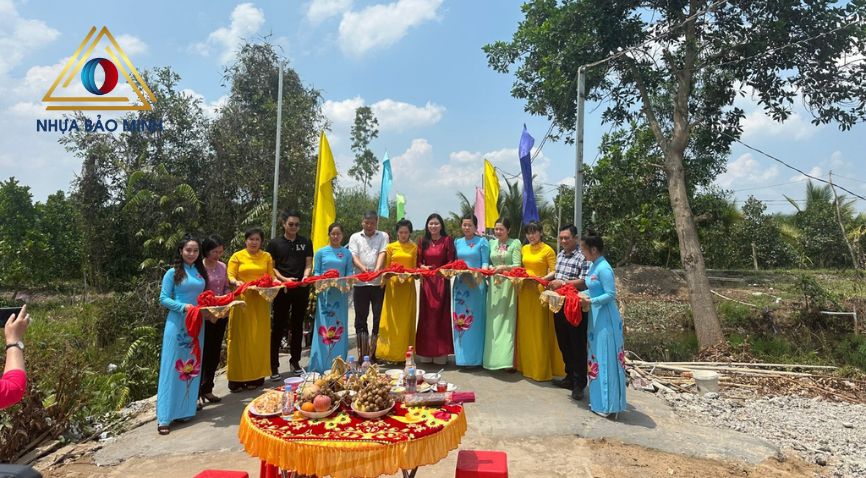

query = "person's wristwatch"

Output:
[[5, 341, 24, 351]]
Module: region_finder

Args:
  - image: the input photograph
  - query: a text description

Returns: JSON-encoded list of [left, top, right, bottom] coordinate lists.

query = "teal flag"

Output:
[[396, 193, 406, 220], [377, 153, 392, 218]]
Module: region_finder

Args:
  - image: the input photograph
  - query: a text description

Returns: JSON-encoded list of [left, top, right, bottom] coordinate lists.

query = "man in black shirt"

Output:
[[267, 210, 313, 379]]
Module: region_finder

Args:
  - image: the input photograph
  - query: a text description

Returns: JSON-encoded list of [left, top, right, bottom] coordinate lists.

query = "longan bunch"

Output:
[[354, 375, 392, 412]]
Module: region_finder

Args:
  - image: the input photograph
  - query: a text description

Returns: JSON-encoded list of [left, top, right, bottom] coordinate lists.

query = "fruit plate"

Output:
[[336, 390, 357, 404], [351, 401, 394, 419], [249, 392, 283, 416], [249, 404, 282, 417], [296, 403, 340, 419]]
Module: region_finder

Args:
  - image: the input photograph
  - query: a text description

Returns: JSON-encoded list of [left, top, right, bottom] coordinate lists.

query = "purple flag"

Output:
[[519, 125, 539, 224]]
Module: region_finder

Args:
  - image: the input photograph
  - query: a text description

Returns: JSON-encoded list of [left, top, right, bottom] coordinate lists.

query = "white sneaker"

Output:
[[592, 410, 610, 418], [269, 374, 282, 382]]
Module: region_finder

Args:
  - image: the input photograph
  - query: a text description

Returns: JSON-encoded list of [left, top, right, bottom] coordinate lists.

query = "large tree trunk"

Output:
[[628, 0, 725, 349], [664, 151, 724, 348]]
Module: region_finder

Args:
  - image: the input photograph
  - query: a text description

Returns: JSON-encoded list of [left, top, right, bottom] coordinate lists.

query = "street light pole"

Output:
[[574, 65, 586, 238], [270, 64, 284, 238]]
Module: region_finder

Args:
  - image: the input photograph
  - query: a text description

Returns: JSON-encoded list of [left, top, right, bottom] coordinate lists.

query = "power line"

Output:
[[732, 181, 795, 192], [723, 133, 866, 202], [831, 173, 866, 184], [691, 14, 863, 72], [583, 0, 731, 70], [494, 121, 558, 181]]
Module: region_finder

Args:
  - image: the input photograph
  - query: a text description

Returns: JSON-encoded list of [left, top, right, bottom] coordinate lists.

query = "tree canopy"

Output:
[[485, 0, 866, 348]]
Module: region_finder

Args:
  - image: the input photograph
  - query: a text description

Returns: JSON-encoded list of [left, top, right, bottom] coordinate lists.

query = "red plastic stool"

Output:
[[455, 450, 508, 478], [193, 471, 249, 478]]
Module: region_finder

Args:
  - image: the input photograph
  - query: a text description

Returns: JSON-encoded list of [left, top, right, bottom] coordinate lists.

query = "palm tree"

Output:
[[445, 191, 475, 235], [497, 178, 523, 238]]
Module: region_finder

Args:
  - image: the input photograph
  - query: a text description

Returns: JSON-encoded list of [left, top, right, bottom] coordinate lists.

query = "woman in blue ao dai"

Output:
[[580, 232, 627, 418], [157, 236, 208, 435], [309, 223, 354, 373], [452, 214, 490, 366]]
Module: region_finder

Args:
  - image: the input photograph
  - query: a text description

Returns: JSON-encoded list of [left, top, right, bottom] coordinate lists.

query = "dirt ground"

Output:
[[41, 438, 818, 478]]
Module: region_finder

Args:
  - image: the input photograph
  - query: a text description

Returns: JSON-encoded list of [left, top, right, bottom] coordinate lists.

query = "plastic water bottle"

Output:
[[282, 378, 296, 417], [346, 354, 357, 379], [404, 351, 417, 394], [360, 355, 372, 374]]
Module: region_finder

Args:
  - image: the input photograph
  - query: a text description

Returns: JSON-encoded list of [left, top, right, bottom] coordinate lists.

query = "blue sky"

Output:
[[1, 0, 863, 227]]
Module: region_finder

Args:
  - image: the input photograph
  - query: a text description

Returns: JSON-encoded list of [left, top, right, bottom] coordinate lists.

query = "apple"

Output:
[[313, 394, 332, 412]]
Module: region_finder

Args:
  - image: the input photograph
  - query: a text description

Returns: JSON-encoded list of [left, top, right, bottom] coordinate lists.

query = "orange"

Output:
[[301, 402, 316, 412]]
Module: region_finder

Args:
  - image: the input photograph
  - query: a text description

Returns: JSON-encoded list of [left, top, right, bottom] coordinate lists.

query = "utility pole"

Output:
[[829, 171, 860, 269], [556, 201, 562, 253], [574, 65, 586, 237], [270, 64, 284, 238]]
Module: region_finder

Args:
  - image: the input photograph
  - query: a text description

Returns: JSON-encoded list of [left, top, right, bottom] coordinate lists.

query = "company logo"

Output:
[[42, 26, 156, 111]]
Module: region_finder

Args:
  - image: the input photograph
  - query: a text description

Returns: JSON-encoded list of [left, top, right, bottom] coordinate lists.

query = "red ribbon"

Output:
[[553, 284, 588, 327], [182, 258, 575, 360], [439, 260, 469, 271], [184, 305, 205, 365]]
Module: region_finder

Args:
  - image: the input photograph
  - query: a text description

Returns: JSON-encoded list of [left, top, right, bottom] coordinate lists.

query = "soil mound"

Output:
[[616, 264, 686, 296]]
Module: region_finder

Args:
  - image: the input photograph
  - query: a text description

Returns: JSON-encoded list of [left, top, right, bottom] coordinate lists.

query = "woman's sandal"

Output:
[[201, 392, 222, 403], [157, 425, 170, 435]]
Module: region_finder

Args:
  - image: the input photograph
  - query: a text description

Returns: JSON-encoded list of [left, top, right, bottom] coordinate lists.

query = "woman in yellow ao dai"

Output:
[[376, 220, 419, 362]]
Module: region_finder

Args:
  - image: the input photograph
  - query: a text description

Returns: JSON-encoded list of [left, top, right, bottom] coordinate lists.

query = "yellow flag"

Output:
[[483, 159, 500, 229], [312, 131, 338, 252]]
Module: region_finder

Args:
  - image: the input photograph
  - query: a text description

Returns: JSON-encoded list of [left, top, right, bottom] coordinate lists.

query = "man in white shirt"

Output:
[[348, 211, 388, 361]]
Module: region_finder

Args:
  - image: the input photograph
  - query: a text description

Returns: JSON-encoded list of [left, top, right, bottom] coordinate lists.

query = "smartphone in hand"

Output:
[[0, 307, 23, 328]]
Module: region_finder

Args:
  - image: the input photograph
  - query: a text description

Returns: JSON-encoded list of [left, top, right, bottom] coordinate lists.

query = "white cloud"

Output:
[[436, 147, 551, 188], [338, 0, 442, 57], [829, 150, 845, 168], [716, 153, 779, 188], [790, 166, 823, 183], [0, 0, 61, 76], [322, 96, 444, 133], [372, 99, 444, 132], [192, 3, 265, 63], [115, 34, 148, 56], [449, 151, 481, 164], [181, 89, 228, 119], [741, 110, 821, 141], [392, 138, 433, 181], [307, 0, 353, 24], [322, 96, 365, 124]]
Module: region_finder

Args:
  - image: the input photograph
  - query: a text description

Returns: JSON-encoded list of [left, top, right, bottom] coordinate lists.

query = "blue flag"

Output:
[[377, 153, 392, 218], [519, 125, 539, 224]]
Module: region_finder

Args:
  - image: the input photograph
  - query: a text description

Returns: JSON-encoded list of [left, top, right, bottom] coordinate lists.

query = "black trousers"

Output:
[[200, 317, 228, 395], [554, 309, 589, 390], [353, 286, 385, 335], [271, 286, 310, 373]]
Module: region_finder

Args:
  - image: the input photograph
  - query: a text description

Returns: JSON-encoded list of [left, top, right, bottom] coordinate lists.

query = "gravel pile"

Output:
[[662, 392, 865, 477]]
